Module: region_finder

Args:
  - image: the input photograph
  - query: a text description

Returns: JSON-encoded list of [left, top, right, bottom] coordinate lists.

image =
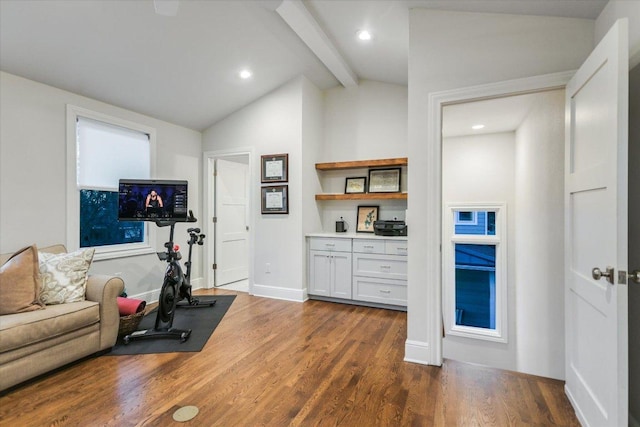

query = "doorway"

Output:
[[203, 150, 253, 293], [441, 89, 566, 379]]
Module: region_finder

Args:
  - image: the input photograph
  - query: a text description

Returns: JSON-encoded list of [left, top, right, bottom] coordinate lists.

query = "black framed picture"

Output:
[[261, 153, 288, 183], [368, 168, 401, 193], [345, 176, 367, 194], [356, 205, 379, 233], [261, 185, 289, 214]]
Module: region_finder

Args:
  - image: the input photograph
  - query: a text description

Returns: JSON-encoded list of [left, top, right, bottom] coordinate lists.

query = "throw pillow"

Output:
[[39, 248, 95, 305], [0, 245, 44, 315]]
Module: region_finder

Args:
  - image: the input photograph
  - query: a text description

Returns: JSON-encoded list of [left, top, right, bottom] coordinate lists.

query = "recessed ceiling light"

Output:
[[472, 124, 485, 130], [356, 30, 372, 41], [239, 69, 252, 79]]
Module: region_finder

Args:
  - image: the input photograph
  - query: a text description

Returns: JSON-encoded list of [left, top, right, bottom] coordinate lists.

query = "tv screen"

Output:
[[118, 179, 188, 221]]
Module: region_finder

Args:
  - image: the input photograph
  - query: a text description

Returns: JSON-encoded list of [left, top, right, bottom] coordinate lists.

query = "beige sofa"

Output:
[[0, 245, 124, 392]]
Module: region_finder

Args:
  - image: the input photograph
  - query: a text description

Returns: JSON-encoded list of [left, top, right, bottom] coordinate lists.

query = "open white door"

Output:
[[565, 19, 629, 427], [214, 158, 249, 286]]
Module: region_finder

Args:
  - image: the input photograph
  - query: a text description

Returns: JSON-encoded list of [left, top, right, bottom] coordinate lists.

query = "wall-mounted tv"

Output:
[[118, 179, 188, 221]]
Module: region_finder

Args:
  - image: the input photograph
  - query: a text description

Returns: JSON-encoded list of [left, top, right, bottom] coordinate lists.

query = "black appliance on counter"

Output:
[[373, 220, 407, 236]]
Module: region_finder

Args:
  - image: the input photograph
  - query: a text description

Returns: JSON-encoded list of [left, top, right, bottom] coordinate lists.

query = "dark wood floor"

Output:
[[0, 289, 579, 426]]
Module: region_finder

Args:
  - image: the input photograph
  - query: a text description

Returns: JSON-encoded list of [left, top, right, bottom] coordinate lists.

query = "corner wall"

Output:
[[442, 132, 516, 371], [0, 71, 203, 299], [202, 77, 310, 301], [514, 90, 566, 380], [407, 9, 594, 364], [628, 63, 640, 427]]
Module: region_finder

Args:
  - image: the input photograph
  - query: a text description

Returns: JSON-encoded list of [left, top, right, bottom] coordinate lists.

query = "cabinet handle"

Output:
[[380, 265, 391, 269], [397, 247, 407, 252], [379, 289, 391, 294], [325, 243, 335, 247], [363, 245, 374, 249]]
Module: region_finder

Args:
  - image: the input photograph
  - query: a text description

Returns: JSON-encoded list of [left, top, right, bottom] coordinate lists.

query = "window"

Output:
[[67, 106, 156, 259], [444, 203, 507, 342]]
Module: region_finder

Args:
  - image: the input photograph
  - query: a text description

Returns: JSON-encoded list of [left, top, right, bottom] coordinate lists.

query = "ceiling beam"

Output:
[[276, 0, 358, 87]]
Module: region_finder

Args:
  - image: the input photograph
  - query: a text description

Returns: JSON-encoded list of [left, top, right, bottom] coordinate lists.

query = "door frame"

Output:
[[420, 70, 574, 365], [203, 148, 255, 292]]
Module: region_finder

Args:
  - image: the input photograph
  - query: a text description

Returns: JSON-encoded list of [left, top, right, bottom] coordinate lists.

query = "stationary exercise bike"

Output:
[[175, 226, 216, 309], [123, 211, 214, 344]]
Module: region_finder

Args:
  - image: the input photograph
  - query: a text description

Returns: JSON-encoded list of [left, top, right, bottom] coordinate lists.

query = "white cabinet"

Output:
[[352, 239, 407, 307], [308, 239, 352, 299], [307, 235, 407, 308]]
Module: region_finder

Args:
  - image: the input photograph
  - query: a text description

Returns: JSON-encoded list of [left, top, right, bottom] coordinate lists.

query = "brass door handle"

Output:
[[630, 270, 640, 284]]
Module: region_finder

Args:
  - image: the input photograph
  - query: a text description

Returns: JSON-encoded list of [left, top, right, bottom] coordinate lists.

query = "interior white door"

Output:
[[564, 19, 628, 427], [214, 158, 249, 286]]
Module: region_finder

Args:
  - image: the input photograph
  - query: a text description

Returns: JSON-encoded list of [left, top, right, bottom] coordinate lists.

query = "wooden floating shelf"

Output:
[[315, 157, 408, 171], [315, 193, 408, 201]]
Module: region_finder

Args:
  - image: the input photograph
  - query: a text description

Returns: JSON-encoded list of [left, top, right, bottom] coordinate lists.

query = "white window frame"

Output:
[[444, 202, 507, 343], [66, 105, 157, 260], [454, 210, 478, 225]]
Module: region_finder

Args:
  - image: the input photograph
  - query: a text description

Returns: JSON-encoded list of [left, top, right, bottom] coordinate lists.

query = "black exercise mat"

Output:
[[108, 295, 235, 355]]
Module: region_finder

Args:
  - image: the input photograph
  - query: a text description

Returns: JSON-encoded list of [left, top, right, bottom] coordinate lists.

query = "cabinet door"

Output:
[[331, 252, 352, 299], [309, 250, 331, 296]]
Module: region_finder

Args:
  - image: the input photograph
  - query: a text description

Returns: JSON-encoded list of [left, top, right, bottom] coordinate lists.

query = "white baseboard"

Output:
[[129, 289, 160, 304], [252, 283, 307, 302], [404, 340, 432, 365], [128, 277, 205, 304], [564, 384, 587, 427]]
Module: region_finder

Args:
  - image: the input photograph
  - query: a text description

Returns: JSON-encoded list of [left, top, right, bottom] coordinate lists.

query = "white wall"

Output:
[[320, 80, 408, 232], [595, 0, 640, 68], [0, 71, 203, 300], [323, 80, 408, 162], [202, 77, 309, 301], [442, 132, 516, 371], [407, 9, 594, 365], [514, 90, 566, 380], [628, 63, 640, 427]]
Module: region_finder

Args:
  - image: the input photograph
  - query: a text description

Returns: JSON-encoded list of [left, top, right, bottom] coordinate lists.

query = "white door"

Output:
[[564, 19, 628, 427], [214, 158, 249, 286]]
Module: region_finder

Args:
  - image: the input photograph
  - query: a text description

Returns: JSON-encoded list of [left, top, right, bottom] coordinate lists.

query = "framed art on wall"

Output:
[[261, 154, 288, 183], [345, 176, 367, 194], [261, 185, 289, 214], [356, 205, 379, 233], [368, 168, 401, 193]]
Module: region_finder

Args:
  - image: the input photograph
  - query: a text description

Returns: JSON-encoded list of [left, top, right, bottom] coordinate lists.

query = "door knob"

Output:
[[630, 270, 640, 284], [592, 266, 615, 284]]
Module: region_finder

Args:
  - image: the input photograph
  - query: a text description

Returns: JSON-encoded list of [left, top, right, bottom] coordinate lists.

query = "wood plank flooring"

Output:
[[0, 289, 579, 426]]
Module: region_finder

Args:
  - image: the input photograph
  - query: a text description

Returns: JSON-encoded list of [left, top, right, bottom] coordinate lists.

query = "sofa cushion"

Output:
[[39, 248, 95, 305], [0, 245, 44, 315], [0, 301, 99, 353]]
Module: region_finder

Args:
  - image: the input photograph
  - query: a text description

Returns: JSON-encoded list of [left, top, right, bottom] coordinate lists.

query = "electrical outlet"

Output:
[[265, 263, 271, 273]]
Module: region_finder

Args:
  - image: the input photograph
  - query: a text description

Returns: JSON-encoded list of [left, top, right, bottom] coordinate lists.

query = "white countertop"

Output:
[[306, 232, 407, 241]]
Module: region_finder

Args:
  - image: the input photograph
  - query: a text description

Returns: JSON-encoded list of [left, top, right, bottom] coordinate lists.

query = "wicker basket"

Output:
[[118, 311, 145, 336]]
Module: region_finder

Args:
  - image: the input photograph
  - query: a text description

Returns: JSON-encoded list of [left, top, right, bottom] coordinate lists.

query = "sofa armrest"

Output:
[[85, 275, 125, 350]]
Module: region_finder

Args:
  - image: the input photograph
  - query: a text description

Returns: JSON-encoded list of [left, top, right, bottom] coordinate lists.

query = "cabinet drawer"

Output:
[[352, 239, 385, 254], [353, 276, 407, 306], [385, 241, 408, 256], [309, 237, 351, 252], [353, 253, 407, 280]]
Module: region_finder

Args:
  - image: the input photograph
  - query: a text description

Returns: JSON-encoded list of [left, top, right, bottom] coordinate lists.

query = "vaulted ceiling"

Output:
[[0, 0, 607, 131]]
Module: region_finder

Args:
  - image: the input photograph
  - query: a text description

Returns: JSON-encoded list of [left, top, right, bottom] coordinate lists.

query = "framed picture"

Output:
[[261, 185, 289, 214], [345, 176, 367, 194], [261, 153, 288, 183], [356, 205, 379, 233], [368, 168, 401, 193]]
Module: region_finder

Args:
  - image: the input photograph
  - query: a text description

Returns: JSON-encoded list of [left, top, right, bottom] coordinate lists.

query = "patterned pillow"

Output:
[[39, 248, 95, 305]]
